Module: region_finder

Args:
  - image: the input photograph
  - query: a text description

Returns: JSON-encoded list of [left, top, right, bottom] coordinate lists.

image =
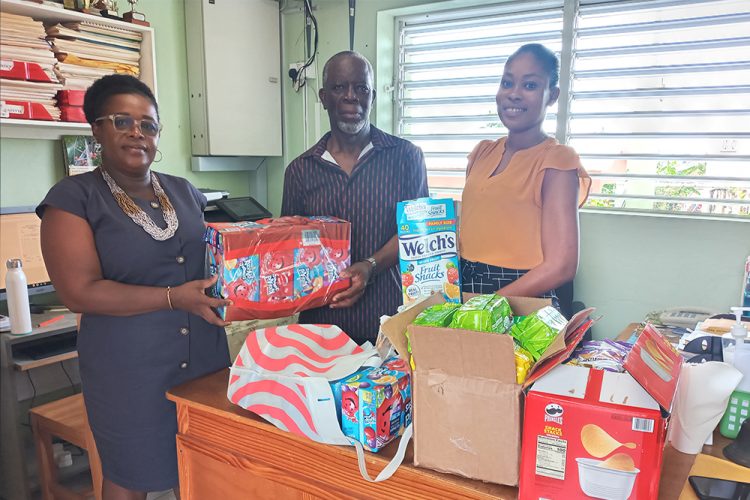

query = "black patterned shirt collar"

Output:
[[301, 125, 399, 160]]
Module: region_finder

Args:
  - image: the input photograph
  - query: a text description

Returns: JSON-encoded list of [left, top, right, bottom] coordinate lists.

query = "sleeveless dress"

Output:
[[37, 169, 230, 491]]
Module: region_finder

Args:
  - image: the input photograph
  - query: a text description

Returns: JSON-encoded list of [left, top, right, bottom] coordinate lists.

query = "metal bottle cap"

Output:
[[6, 259, 22, 269]]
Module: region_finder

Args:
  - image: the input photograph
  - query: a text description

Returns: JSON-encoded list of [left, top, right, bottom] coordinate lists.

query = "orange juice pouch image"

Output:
[[397, 198, 461, 305]]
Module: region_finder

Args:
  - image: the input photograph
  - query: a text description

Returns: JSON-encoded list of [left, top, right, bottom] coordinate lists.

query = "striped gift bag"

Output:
[[228, 324, 412, 482]]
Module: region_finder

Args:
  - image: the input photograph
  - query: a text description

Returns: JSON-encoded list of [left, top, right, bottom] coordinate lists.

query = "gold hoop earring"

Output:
[[154, 149, 163, 163]]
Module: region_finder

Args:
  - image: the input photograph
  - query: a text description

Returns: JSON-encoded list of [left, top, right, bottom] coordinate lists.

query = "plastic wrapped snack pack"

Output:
[[449, 294, 513, 334], [510, 305, 567, 361], [513, 343, 534, 384], [413, 303, 462, 327], [205, 216, 351, 321]]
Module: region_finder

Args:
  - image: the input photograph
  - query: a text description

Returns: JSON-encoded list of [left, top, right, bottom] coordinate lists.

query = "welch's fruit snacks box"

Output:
[[397, 198, 461, 305]]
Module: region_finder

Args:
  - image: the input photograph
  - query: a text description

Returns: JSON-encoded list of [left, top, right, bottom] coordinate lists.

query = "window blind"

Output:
[[395, 1, 565, 199], [571, 0, 750, 216], [394, 0, 750, 218]]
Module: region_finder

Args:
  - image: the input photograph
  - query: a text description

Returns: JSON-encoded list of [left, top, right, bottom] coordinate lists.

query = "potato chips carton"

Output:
[[519, 325, 683, 499], [397, 198, 461, 305]]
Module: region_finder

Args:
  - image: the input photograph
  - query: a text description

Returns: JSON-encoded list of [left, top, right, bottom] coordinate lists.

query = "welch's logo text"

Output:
[[399, 231, 456, 260]]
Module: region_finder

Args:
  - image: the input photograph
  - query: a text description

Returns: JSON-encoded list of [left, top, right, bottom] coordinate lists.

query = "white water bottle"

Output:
[[5, 259, 32, 335]]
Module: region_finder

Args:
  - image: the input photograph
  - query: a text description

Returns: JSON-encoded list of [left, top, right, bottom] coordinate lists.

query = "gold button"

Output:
[[180, 362, 188, 369], [176, 256, 185, 264], [180, 327, 189, 335]]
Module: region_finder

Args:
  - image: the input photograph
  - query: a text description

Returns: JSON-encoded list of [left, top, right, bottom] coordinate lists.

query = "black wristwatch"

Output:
[[363, 257, 377, 282]]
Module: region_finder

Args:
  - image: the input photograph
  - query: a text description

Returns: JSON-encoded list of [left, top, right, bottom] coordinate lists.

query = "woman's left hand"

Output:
[[330, 261, 372, 308], [171, 275, 232, 327]]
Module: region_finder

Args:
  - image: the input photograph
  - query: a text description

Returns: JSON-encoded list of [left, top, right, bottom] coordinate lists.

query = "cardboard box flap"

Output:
[[623, 323, 683, 413], [409, 325, 517, 382], [528, 363, 590, 398], [523, 311, 597, 389], [380, 294, 444, 361]]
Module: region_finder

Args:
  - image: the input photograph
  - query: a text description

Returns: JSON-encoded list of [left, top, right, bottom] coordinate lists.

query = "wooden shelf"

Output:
[[0, 0, 157, 141], [13, 349, 78, 372]]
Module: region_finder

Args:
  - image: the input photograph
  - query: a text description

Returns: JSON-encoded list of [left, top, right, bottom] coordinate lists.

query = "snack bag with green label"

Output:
[[510, 306, 567, 361], [413, 303, 462, 327], [448, 294, 513, 333]]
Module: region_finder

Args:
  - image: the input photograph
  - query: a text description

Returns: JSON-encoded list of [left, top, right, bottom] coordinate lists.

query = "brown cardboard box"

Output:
[[381, 294, 593, 486]]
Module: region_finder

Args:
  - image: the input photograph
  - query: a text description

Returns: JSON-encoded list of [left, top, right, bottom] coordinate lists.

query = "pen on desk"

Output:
[[38, 315, 65, 328]]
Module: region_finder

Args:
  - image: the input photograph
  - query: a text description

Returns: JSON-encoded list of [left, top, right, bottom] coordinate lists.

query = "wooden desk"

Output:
[[0, 311, 78, 500], [167, 369, 731, 500]]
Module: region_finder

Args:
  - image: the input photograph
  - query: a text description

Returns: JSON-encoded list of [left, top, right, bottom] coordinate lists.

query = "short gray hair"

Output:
[[321, 51, 374, 86]]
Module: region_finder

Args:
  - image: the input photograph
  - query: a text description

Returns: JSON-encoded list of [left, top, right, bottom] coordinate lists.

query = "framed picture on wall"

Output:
[[62, 135, 101, 176]]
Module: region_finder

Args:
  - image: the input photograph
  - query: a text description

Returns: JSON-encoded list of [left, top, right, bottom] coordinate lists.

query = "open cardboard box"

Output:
[[519, 324, 683, 499], [380, 293, 595, 486]]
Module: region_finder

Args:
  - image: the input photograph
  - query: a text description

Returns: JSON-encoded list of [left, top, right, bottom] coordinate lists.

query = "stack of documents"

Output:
[[1, 12, 61, 120], [46, 21, 141, 90]]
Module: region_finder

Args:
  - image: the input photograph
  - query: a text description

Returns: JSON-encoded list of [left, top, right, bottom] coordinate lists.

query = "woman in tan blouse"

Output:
[[459, 44, 591, 308]]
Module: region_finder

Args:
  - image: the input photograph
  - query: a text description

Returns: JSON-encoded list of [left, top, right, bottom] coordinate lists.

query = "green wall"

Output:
[[279, 0, 750, 338], [0, 0, 253, 209], [1, 0, 747, 338]]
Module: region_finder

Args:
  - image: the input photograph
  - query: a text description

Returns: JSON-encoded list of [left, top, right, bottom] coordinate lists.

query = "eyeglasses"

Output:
[[94, 114, 162, 137]]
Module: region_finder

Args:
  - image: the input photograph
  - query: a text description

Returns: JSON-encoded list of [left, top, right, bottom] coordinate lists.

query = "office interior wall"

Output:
[[0, 0, 254, 210], [0, 0, 746, 338], [276, 0, 750, 338]]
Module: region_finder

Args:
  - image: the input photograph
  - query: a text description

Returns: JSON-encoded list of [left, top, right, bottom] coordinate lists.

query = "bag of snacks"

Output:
[[413, 303, 462, 327], [514, 343, 534, 384], [510, 306, 567, 361], [449, 294, 513, 334], [567, 339, 633, 372]]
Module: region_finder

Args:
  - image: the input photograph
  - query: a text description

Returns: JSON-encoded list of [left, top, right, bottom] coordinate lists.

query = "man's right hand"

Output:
[[330, 261, 372, 308]]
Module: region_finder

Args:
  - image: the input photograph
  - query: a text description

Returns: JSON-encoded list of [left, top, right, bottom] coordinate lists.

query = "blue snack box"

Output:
[[397, 197, 461, 305], [338, 357, 412, 452]]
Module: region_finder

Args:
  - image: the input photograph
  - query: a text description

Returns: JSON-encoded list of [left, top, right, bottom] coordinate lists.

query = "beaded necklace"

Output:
[[101, 168, 179, 241]]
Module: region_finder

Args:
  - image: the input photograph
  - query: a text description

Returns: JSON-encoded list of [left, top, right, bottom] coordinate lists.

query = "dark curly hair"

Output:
[[507, 43, 560, 89], [83, 74, 159, 125]]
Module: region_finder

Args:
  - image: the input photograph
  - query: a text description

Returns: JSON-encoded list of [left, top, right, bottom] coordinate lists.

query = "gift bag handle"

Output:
[[350, 424, 413, 482]]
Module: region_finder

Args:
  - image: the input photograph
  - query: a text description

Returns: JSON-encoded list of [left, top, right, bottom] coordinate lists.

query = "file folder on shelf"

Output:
[[0, 100, 57, 121], [0, 60, 56, 83]]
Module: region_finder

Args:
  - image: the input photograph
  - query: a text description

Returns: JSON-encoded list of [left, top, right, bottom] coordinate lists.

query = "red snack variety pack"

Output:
[[519, 325, 683, 500], [205, 216, 351, 321]]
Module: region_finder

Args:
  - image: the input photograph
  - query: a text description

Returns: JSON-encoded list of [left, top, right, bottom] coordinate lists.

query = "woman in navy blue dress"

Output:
[[37, 75, 231, 499]]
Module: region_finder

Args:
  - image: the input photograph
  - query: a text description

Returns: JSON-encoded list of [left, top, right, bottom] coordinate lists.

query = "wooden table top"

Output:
[[168, 368, 518, 498], [167, 367, 736, 500]]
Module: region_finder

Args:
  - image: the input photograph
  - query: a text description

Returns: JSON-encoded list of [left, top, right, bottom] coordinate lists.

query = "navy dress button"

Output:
[[180, 327, 189, 335], [180, 362, 188, 369], [176, 256, 185, 264]]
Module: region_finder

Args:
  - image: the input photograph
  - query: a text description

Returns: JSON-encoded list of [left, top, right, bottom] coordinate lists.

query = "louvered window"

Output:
[[394, 0, 750, 218]]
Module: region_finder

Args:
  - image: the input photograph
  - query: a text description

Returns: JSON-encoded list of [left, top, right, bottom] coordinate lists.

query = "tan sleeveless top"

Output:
[[459, 137, 591, 269]]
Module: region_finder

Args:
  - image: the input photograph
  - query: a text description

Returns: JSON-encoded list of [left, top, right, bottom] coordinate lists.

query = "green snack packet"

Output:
[[510, 306, 567, 361], [513, 315, 527, 325], [448, 294, 513, 333], [413, 303, 461, 327]]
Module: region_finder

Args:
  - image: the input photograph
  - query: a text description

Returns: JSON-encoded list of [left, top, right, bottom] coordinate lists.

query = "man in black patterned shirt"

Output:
[[281, 51, 428, 343]]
